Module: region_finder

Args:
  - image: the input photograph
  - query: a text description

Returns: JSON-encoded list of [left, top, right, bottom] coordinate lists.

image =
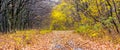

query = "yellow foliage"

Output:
[[50, 1, 74, 30], [14, 37, 22, 45], [89, 30, 99, 37], [89, 5, 98, 16], [39, 30, 51, 34], [51, 11, 66, 22]]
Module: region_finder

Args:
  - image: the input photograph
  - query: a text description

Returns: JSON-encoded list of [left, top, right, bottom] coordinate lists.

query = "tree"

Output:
[[0, 0, 31, 33], [51, 0, 120, 34]]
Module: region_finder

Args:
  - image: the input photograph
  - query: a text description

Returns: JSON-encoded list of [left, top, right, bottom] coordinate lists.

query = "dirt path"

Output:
[[0, 31, 120, 50], [22, 31, 120, 50]]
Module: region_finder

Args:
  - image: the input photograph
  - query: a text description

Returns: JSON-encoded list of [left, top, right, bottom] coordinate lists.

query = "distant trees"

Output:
[[27, 0, 60, 29]]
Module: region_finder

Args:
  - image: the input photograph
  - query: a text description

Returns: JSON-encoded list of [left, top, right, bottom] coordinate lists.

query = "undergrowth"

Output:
[[0, 29, 52, 46], [75, 24, 120, 44]]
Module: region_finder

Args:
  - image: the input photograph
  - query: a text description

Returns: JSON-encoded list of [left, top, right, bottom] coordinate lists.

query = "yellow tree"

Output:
[[50, 1, 74, 30]]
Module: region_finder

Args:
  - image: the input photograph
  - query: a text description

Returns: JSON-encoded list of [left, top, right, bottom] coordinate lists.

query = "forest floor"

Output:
[[0, 30, 120, 50]]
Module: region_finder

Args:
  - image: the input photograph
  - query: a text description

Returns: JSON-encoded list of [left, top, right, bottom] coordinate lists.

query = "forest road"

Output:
[[21, 31, 120, 50]]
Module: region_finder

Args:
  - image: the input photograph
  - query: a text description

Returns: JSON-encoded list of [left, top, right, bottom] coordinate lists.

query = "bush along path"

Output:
[[0, 30, 120, 50]]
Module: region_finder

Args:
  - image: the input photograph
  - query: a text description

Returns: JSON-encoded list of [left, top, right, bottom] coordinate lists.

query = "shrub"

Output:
[[76, 23, 103, 37]]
